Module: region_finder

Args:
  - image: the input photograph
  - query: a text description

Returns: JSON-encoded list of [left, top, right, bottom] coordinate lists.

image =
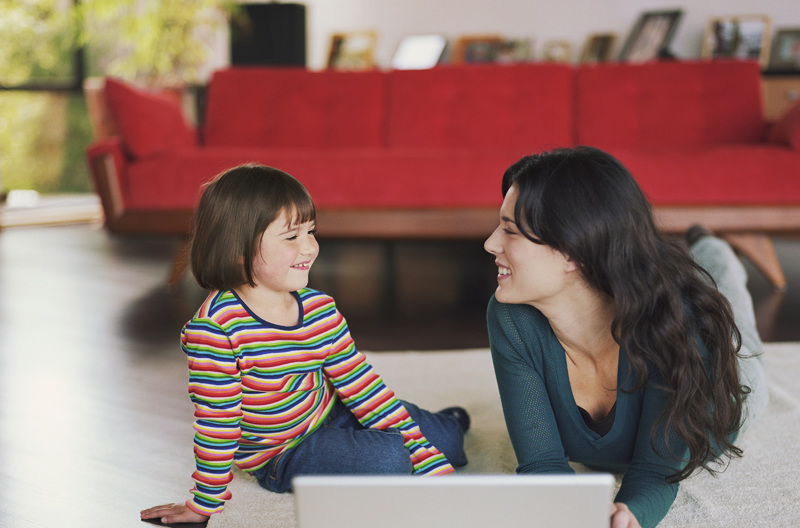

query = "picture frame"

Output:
[[580, 33, 617, 63], [391, 34, 448, 70], [768, 28, 800, 72], [702, 15, 772, 68], [452, 35, 503, 64], [327, 31, 377, 70], [542, 40, 573, 63], [495, 39, 533, 64], [618, 10, 683, 62]]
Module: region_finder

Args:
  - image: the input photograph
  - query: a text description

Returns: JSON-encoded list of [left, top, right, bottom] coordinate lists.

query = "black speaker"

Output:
[[230, 3, 307, 66]]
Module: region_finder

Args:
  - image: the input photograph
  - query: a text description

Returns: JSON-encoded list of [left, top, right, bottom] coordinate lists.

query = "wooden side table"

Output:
[[762, 73, 800, 121]]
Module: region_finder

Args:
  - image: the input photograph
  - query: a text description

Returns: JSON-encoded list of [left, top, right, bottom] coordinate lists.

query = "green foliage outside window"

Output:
[[0, 0, 90, 194], [0, 0, 233, 195], [0, 92, 92, 194], [0, 0, 76, 87], [74, 0, 235, 84]]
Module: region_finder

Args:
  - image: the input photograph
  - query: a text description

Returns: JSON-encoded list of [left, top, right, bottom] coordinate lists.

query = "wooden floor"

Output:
[[0, 222, 797, 527]]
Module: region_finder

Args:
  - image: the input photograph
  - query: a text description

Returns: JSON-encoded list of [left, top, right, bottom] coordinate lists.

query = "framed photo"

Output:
[[452, 35, 503, 64], [391, 34, 447, 70], [495, 39, 533, 64], [702, 15, 772, 68], [580, 33, 617, 63], [768, 28, 800, 72], [542, 40, 573, 63], [618, 10, 683, 62], [327, 31, 377, 70]]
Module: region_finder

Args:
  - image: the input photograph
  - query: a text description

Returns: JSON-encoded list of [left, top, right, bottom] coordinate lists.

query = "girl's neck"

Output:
[[235, 285, 300, 327]]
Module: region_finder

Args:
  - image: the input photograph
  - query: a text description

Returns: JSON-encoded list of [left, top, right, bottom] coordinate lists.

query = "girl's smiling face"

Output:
[[484, 185, 574, 306], [250, 208, 319, 295]]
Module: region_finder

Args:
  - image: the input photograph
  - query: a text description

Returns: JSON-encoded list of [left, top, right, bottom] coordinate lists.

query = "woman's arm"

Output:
[[611, 502, 643, 528], [614, 374, 683, 528], [487, 297, 573, 474], [322, 306, 453, 475]]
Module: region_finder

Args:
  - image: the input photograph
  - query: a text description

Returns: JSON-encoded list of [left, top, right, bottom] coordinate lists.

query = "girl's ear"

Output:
[[562, 253, 580, 273]]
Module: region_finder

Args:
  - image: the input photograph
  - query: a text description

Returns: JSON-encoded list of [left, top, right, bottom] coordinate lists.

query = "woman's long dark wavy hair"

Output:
[[503, 146, 747, 482]]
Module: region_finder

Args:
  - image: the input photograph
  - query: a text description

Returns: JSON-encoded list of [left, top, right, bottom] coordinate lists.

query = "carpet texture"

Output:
[[208, 343, 800, 528]]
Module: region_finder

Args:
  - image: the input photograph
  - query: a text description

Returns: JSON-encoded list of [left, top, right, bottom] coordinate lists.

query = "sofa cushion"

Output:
[[203, 68, 387, 148], [610, 145, 800, 205], [767, 101, 800, 150], [103, 78, 197, 159], [121, 147, 525, 210], [576, 61, 765, 149], [386, 64, 574, 150]]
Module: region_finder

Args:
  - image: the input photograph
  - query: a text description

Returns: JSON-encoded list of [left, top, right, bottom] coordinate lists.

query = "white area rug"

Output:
[[208, 343, 800, 528]]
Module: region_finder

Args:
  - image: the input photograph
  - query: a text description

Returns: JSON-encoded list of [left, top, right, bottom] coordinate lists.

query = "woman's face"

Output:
[[484, 185, 575, 306]]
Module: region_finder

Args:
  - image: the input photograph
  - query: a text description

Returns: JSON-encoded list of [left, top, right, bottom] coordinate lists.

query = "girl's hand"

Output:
[[610, 502, 642, 528], [140, 503, 209, 524]]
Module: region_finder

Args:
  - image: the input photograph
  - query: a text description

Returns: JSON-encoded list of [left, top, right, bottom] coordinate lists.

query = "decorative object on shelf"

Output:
[[618, 9, 683, 62], [230, 3, 306, 67], [702, 15, 772, 68], [327, 31, 377, 70], [768, 28, 800, 72], [495, 39, 533, 63], [542, 40, 573, 63], [452, 35, 503, 64], [580, 33, 617, 63], [391, 34, 448, 70]]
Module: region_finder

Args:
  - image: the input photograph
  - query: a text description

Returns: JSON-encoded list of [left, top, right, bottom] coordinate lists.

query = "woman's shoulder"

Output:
[[487, 296, 556, 361]]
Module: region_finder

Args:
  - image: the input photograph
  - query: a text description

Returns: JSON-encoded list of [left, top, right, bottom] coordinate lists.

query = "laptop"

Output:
[[293, 473, 616, 528]]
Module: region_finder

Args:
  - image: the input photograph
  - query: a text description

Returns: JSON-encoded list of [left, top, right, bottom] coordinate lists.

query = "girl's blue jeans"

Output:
[[253, 398, 467, 493]]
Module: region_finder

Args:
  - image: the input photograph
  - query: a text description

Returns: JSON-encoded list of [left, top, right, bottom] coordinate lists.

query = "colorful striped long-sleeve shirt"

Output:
[[182, 288, 454, 516]]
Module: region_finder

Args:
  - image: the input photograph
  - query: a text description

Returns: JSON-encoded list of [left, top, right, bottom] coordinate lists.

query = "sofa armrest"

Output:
[[86, 137, 129, 228], [767, 100, 800, 150]]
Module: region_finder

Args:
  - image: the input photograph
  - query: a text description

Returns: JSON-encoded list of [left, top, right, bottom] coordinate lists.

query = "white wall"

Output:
[[239, 0, 800, 70]]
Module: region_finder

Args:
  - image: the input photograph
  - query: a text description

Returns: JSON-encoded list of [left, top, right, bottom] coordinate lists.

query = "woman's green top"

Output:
[[488, 295, 689, 528]]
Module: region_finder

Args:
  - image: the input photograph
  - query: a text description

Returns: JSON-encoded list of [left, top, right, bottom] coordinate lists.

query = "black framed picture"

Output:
[[618, 10, 683, 62], [768, 28, 800, 72]]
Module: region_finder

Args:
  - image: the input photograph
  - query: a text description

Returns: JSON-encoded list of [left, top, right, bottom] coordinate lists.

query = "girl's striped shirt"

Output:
[[183, 288, 454, 516]]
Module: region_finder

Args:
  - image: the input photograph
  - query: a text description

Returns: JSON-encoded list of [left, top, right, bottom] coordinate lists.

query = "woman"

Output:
[[484, 147, 768, 528]]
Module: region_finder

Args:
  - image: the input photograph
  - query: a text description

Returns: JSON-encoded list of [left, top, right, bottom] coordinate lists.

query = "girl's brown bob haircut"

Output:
[[190, 164, 316, 291]]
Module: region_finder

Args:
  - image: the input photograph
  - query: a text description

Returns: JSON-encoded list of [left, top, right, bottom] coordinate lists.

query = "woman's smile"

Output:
[[496, 262, 512, 281]]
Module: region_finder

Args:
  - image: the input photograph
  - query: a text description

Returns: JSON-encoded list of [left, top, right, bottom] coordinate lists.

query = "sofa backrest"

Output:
[[203, 68, 387, 148], [575, 61, 765, 149], [386, 64, 575, 150]]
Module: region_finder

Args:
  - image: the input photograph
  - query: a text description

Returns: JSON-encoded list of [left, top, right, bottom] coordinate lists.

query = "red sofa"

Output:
[[87, 61, 800, 289]]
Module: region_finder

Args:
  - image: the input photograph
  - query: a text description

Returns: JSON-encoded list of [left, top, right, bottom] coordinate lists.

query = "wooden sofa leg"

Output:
[[721, 233, 787, 292], [168, 238, 191, 288]]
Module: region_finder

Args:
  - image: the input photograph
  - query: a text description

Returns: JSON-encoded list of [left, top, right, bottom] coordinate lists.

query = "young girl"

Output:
[[141, 164, 468, 524]]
